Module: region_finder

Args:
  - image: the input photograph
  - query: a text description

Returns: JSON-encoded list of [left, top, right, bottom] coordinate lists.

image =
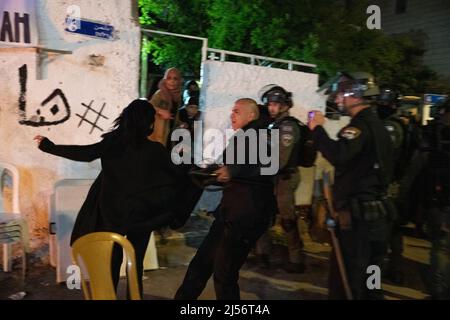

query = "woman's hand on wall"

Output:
[[33, 135, 46, 147]]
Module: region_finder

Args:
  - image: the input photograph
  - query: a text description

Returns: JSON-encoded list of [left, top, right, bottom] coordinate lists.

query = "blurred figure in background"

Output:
[[421, 99, 450, 299], [183, 80, 200, 105], [177, 96, 202, 134], [149, 67, 183, 146], [376, 88, 422, 285]]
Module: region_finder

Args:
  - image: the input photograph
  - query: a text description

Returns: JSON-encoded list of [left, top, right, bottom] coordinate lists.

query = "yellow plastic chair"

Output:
[[71, 232, 141, 300]]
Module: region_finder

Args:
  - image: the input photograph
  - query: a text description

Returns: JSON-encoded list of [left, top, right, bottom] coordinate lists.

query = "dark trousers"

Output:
[[429, 206, 450, 299], [174, 217, 267, 300], [175, 183, 274, 300], [388, 222, 404, 273], [111, 232, 152, 298], [328, 219, 388, 300]]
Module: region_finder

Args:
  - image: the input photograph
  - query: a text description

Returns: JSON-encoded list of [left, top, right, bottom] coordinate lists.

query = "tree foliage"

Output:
[[139, 0, 210, 77], [139, 0, 450, 94]]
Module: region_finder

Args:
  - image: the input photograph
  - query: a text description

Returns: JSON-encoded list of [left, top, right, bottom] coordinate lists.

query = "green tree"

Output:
[[139, 0, 210, 77], [139, 0, 450, 94]]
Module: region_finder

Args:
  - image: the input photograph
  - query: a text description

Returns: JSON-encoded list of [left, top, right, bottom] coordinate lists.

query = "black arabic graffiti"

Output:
[[18, 64, 27, 118], [76, 100, 109, 134], [18, 65, 71, 127]]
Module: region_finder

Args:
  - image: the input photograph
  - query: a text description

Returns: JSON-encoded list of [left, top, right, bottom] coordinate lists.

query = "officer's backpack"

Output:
[[383, 118, 404, 151], [383, 115, 422, 180], [272, 116, 317, 168]]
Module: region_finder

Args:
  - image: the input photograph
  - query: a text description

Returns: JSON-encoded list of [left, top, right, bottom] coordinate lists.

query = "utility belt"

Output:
[[348, 195, 395, 222]]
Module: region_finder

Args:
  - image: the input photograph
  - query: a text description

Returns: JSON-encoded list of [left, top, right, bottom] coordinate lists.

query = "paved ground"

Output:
[[0, 215, 433, 300]]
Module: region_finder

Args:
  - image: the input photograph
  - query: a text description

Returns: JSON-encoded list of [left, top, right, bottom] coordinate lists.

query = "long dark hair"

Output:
[[102, 99, 155, 146]]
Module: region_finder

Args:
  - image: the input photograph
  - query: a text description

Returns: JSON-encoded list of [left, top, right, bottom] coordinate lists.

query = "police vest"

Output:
[[271, 116, 317, 168], [383, 117, 404, 152], [383, 116, 416, 180]]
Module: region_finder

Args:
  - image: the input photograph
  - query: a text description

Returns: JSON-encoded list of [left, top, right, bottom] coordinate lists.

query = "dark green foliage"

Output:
[[139, 0, 450, 94]]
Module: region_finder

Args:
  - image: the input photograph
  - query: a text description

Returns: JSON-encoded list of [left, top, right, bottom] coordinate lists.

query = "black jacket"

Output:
[[312, 107, 394, 208], [39, 135, 198, 244], [220, 120, 277, 225], [224, 120, 276, 186]]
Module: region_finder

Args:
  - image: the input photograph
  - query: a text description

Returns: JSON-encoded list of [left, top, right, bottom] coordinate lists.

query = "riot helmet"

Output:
[[318, 71, 380, 100], [260, 84, 293, 108], [317, 71, 380, 114], [377, 88, 401, 119]]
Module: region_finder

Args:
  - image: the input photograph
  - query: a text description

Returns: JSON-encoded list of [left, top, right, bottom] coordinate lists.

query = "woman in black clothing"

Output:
[[34, 99, 182, 297]]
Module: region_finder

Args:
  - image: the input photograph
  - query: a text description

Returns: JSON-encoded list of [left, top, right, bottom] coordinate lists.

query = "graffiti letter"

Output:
[[14, 12, 30, 43], [1, 11, 14, 42]]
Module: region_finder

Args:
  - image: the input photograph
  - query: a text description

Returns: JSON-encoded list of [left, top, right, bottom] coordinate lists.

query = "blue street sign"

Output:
[[424, 94, 447, 105], [65, 17, 115, 40]]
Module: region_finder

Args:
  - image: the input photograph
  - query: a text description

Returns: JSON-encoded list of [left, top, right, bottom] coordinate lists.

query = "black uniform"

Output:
[[422, 113, 450, 299], [311, 106, 395, 299], [382, 113, 422, 282], [175, 120, 277, 300]]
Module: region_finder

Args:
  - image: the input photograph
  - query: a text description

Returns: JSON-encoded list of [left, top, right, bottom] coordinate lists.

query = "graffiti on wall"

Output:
[[18, 64, 71, 127], [76, 100, 109, 134]]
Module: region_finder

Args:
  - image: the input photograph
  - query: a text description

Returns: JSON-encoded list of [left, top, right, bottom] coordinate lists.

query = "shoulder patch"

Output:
[[281, 133, 294, 147], [340, 127, 361, 140]]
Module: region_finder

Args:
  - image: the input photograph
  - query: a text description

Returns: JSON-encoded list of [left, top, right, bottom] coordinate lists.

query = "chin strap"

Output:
[[340, 98, 371, 114]]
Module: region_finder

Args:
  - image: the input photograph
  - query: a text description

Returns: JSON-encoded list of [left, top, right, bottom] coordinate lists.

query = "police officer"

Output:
[[309, 71, 395, 299], [421, 99, 450, 299], [376, 89, 421, 284], [255, 85, 306, 272]]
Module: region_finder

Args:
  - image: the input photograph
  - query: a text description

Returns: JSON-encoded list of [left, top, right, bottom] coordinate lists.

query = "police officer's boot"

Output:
[[254, 231, 273, 269], [281, 218, 306, 273]]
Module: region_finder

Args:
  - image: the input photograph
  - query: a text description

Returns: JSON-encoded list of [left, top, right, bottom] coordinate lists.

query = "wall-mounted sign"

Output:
[[0, 0, 38, 46], [65, 17, 115, 41], [422, 94, 448, 125], [424, 94, 447, 106]]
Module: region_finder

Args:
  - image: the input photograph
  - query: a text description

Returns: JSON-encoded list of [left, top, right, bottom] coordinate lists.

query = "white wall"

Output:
[[200, 60, 327, 129], [0, 0, 140, 247], [197, 60, 342, 206]]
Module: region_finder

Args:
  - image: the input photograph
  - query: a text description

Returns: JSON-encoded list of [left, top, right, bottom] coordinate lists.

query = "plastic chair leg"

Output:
[[2, 243, 12, 272]]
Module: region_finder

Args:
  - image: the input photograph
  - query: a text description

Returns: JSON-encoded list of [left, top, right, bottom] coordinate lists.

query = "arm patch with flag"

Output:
[[340, 127, 362, 140]]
